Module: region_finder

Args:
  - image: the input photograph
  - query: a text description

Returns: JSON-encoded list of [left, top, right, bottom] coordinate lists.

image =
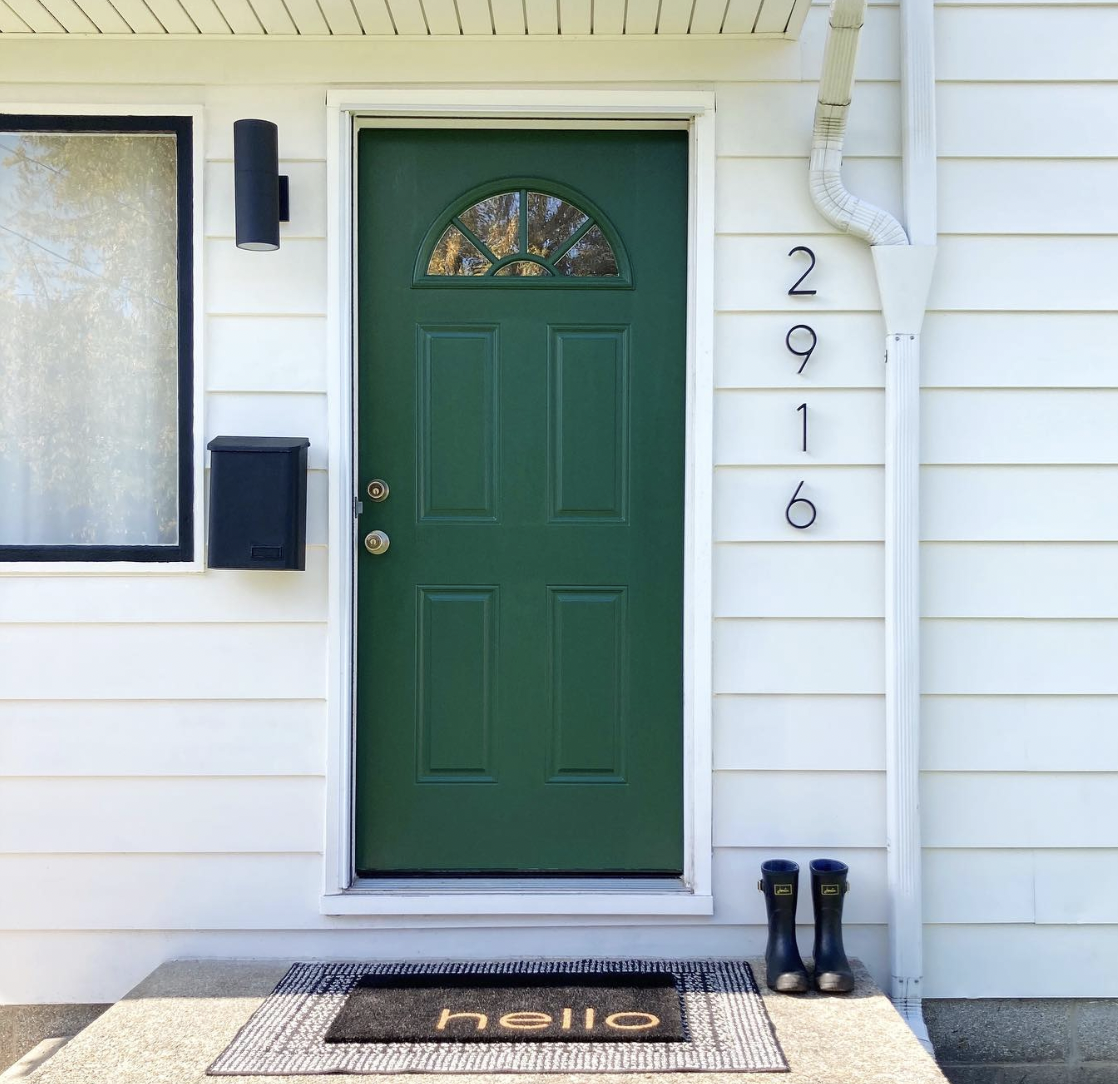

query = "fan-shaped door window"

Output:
[[416, 182, 630, 286]]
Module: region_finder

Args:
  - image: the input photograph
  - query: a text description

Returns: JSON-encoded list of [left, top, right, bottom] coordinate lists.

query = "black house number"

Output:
[[785, 481, 817, 530], [787, 246, 817, 296], [786, 324, 817, 373]]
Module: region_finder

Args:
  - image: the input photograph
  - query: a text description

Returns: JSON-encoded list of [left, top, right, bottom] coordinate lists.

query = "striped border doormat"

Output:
[[207, 959, 788, 1075]]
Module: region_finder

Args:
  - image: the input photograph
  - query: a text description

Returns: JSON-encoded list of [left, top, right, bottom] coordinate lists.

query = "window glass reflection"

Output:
[[457, 191, 519, 260], [526, 192, 587, 259], [427, 225, 491, 276], [0, 131, 180, 546], [422, 187, 622, 280], [555, 225, 619, 277]]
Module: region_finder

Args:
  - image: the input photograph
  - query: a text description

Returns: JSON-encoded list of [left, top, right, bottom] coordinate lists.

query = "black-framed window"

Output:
[[0, 114, 194, 562]]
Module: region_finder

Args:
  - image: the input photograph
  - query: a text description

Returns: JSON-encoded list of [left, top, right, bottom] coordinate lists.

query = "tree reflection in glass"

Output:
[[423, 186, 621, 280], [0, 132, 180, 547]]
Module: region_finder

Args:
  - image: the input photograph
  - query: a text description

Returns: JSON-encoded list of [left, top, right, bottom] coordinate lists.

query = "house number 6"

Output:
[[785, 480, 817, 530]]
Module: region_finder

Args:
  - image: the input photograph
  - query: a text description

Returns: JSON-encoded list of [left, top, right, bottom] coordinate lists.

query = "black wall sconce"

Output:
[[233, 119, 290, 251]]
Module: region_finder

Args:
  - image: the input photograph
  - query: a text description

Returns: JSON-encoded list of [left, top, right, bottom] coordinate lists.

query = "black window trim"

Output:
[[0, 113, 195, 564]]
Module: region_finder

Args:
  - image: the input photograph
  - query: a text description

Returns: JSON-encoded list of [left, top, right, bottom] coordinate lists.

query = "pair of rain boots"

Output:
[[758, 858, 855, 994]]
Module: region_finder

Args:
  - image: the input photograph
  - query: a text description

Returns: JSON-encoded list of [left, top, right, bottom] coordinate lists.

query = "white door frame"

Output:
[[321, 88, 716, 918]]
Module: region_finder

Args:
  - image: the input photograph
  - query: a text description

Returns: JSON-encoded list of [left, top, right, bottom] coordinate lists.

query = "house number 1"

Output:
[[797, 402, 808, 453]]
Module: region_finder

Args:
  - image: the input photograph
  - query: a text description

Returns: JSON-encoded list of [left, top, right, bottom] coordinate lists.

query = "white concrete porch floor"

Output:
[[24, 959, 947, 1084]]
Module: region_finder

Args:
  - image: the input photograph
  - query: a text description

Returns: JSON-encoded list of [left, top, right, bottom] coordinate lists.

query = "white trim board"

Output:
[[322, 88, 716, 918]]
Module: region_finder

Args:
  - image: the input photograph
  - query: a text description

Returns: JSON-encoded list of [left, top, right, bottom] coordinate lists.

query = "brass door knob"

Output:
[[364, 530, 390, 555]]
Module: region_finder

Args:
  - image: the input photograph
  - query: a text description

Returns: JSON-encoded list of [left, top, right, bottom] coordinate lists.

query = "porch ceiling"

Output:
[[0, 0, 808, 38]]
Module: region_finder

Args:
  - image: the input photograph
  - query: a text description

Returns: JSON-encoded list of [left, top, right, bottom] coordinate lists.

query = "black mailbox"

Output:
[[207, 436, 309, 571]]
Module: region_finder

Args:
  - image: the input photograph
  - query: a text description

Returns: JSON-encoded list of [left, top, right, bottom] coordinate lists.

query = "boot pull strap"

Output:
[[757, 880, 763, 892]]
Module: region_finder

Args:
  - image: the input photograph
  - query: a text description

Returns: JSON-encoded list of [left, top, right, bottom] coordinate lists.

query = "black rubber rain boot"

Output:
[[758, 860, 810, 993], [810, 859, 855, 993]]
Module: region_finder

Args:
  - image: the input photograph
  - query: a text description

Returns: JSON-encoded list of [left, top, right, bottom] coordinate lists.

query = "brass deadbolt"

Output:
[[364, 530, 390, 555], [366, 479, 390, 502]]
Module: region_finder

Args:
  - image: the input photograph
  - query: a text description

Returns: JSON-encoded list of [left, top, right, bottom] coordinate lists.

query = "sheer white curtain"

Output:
[[0, 130, 179, 547]]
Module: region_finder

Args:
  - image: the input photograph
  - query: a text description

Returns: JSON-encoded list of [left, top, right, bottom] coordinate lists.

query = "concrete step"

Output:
[[24, 957, 947, 1084]]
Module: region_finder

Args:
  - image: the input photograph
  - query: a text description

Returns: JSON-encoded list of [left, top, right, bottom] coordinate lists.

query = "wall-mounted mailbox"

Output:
[[207, 436, 309, 571]]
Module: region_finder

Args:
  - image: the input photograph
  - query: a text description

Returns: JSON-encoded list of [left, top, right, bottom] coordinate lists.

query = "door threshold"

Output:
[[322, 876, 713, 917]]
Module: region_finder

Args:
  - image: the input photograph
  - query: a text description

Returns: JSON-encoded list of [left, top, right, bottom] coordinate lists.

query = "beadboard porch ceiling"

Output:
[[0, 0, 809, 38]]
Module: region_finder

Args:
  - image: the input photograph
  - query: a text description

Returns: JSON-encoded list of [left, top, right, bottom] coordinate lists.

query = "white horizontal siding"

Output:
[[922, 696, 1118, 771], [714, 771, 885, 847], [0, 701, 326, 777], [923, 544, 1118, 618], [205, 238, 327, 314], [924, 926, 1118, 998], [715, 620, 884, 694], [923, 774, 1118, 848], [0, 625, 326, 699], [715, 543, 884, 617], [923, 390, 1118, 464], [0, 778, 325, 853], [715, 696, 884, 770], [938, 160, 1118, 235], [922, 313, 1118, 388], [938, 84, 1118, 158], [923, 848, 1118, 927], [920, 29, 1118, 994], [207, 316, 327, 393], [922, 467, 1118, 541], [924, 620, 1118, 695]]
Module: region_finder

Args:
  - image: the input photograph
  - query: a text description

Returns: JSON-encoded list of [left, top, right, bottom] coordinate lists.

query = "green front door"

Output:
[[354, 128, 687, 875]]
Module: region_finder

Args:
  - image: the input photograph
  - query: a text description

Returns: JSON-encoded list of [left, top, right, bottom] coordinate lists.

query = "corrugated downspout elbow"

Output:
[[810, 0, 909, 247]]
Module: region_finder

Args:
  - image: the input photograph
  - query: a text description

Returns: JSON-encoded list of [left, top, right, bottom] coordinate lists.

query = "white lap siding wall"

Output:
[[920, 7, 1118, 996], [0, 0, 1113, 1005]]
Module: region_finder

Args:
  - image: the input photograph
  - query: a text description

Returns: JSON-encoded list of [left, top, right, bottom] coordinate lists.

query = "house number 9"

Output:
[[785, 480, 817, 530], [786, 324, 817, 373]]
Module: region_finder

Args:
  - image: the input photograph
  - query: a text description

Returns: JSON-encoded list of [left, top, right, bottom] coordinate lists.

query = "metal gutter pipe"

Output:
[[808, 0, 938, 1055]]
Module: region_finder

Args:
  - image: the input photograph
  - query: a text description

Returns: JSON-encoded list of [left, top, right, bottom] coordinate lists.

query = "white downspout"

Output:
[[809, 0, 937, 1055]]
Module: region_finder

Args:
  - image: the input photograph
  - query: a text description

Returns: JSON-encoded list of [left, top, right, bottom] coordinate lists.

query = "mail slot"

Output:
[[207, 436, 309, 571]]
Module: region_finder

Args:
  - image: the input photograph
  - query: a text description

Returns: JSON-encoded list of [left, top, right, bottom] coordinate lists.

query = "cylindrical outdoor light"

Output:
[[234, 119, 283, 251]]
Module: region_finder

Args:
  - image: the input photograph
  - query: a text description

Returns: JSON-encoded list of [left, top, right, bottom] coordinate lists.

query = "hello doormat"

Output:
[[207, 959, 788, 1075], [326, 970, 687, 1043]]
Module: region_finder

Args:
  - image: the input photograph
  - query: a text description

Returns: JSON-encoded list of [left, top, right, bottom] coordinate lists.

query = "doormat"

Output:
[[325, 971, 687, 1043], [207, 959, 788, 1075]]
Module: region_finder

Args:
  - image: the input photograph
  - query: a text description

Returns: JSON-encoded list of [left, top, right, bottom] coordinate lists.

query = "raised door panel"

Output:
[[416, 587, 498, 783], [547, 587, 628, 783], [418, 326, 499, 522], [548, 327, 629, 523]]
